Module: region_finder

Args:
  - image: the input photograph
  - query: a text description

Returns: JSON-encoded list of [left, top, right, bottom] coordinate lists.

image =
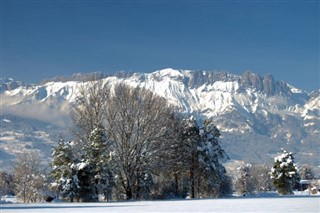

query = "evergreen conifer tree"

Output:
[[72, 123, 113, 202], [270, 149, 300, 195], [51, 126, 113, 202], [181, 117, 230, 198], [75, 161, 96, 202], [51, 139, 80, 202], [181, 116, 200, 198], [86, 123, 114, 201], [197, 119, 230, 197]]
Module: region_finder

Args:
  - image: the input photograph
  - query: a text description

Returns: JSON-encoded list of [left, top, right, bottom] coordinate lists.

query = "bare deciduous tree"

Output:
[[299, 165, 315, 180], [234, 163, 255, 195], [13, 152, 46, 203], [71, 78, 109, 146], [105, 84, 175, 200], [251, 164, 272, 192]]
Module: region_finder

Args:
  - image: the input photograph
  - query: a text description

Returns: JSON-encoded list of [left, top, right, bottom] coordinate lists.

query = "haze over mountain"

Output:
[[1, 69, 319, 171]]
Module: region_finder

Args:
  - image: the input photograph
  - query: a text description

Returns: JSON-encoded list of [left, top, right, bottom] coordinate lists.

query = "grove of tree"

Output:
[[51, 82, 231, 201]]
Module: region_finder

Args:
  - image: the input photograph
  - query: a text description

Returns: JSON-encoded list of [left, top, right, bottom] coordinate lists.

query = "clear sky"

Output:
[[1, 0, 319, 92]]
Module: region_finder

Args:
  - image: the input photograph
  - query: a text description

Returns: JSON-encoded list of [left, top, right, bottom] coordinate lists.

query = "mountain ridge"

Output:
[[1, 69, 319, 170]]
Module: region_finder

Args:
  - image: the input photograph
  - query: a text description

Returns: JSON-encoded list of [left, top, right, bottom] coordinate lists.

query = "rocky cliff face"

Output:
[[240, 71, 292, 96], [0, 69, 319, 170]]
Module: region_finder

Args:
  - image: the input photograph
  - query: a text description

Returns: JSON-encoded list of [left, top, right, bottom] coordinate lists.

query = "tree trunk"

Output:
[[126, 189, 133, 200], [190, 171, 195, 198], [174, 173, 179, 196], [190, 157, 195, 198], [197, 176, 201, 198]]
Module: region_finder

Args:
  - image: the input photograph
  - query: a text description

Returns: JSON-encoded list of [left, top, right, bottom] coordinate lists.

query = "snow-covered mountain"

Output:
[[1, 69, 319, 170]]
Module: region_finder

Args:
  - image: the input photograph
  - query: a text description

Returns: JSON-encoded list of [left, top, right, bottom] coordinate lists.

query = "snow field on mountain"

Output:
[[1, 196, 319, 213]]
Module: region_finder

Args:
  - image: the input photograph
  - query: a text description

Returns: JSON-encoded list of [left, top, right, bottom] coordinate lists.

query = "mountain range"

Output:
[[1, 69, 319, 171]]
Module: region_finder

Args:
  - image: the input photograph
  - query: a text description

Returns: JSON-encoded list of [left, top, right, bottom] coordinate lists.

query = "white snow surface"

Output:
[[1, 197, 319, 213]]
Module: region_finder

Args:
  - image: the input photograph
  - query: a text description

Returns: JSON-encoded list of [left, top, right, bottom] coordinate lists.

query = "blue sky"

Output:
[[1, 0, 319, 91]]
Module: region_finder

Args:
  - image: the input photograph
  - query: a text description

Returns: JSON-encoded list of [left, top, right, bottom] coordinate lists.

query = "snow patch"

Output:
[[2, 119, 11, 123]]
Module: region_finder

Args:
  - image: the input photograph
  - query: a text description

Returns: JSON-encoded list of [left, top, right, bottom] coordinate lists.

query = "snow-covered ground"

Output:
[[1, 196, 319, 213]]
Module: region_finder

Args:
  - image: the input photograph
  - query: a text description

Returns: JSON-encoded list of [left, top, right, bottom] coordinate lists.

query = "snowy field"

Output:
[[1, 196, 319, 213]]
